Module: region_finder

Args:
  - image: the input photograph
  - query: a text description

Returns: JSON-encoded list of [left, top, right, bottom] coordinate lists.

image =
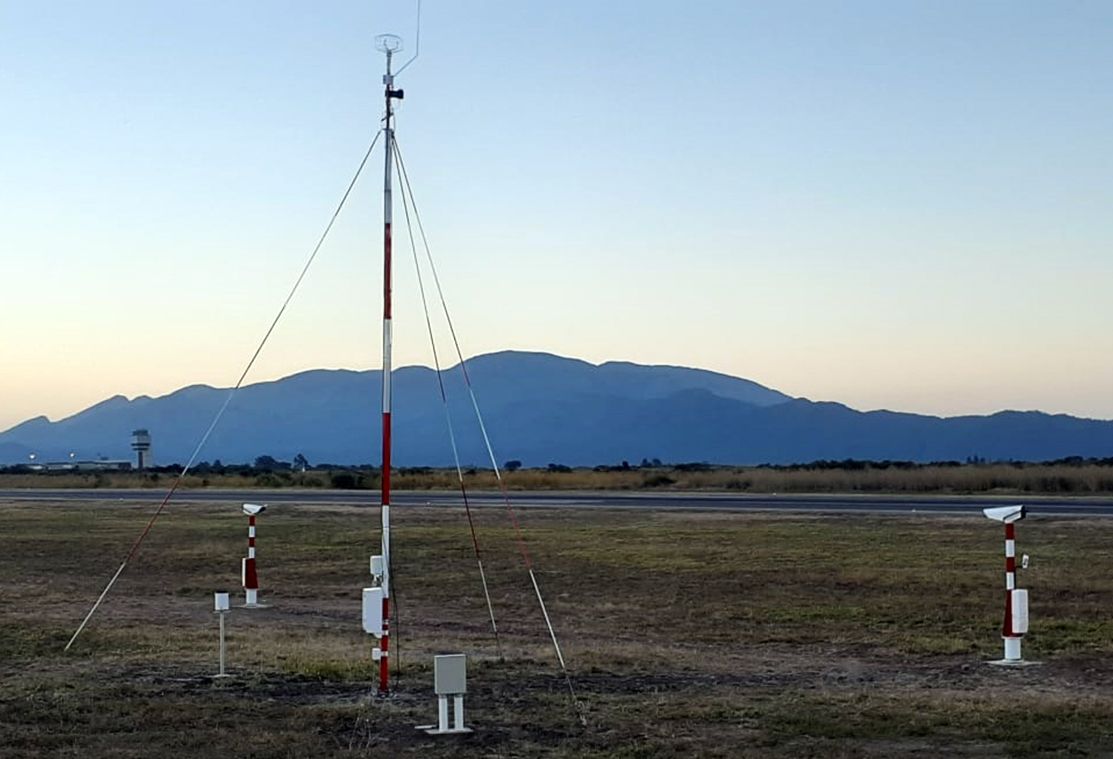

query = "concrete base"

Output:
[[415, 724, 473, 735], [239, 603, 269, 609], [421, 727, 473, 735], [987, 658, 1041, 667], [416, 694, 471, 735], [211, 673, 233, 679], [987, 636, 1039, 666]]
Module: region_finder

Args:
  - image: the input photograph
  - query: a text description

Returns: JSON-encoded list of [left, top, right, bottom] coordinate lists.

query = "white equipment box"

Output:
[[1011, 589, 1029, 634], [362, 587, 384, 636], [434, 654, 467, 695]]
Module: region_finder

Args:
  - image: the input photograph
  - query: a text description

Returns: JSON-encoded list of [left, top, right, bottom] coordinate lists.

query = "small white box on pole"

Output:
[[362, 587, 384, 636], [212, 591, 231, 678], [1011, 589, 1029, 634], [370, 555, 385, 579]]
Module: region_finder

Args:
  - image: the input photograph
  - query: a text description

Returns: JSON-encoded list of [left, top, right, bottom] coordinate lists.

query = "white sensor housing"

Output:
[[242, 503, 267, 516], [1011, 589, 1029, 634], [362, 587, 384, 636], [983, 505, 1026, 523]]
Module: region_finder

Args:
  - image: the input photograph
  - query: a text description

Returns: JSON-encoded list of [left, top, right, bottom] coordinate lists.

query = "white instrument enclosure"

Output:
[[362, 587, 384, 636], [1011, 589, 1029, 634], [434, 654, 467, 695]]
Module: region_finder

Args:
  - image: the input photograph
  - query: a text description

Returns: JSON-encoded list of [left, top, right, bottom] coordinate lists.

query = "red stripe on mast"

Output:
[[379, 597, 390, 690], [1003, 522, 1016, 636]]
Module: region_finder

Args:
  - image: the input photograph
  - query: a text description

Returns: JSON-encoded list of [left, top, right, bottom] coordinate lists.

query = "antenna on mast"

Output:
[[372, 0, 421, 74], [394, 0, 422, 75], [374, 33, 403, 55]]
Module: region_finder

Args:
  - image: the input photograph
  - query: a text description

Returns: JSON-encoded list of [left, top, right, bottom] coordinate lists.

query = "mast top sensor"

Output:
[[375, 34, 403, 54]]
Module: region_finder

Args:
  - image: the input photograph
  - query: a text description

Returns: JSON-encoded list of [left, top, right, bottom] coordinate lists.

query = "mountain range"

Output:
[[2, 351, 1112, 467]]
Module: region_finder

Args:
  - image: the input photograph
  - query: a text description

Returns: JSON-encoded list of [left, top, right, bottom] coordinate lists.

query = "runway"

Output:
[[3, 488, 1113, 517]]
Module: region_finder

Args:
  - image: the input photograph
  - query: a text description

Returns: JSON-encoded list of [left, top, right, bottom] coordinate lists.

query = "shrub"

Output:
[[330, 473, 357, 489], [643, 474, 676, 488]]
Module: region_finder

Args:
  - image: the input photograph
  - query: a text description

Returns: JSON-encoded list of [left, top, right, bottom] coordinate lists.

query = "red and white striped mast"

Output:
[[375, 32, 405, 696], [241, 503, 267, 607], [982, 505, 1029, 664]]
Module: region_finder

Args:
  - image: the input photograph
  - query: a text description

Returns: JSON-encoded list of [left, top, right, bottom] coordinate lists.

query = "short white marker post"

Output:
[[983, 505, 1037, 666], [214, 592, 231, 678], [417, 654, 472, 735]]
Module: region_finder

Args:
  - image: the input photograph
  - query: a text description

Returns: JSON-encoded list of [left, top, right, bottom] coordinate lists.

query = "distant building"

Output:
[[76, 460, 132, 472], [131, 429, 152, 470], [38, 460, 132, 472]]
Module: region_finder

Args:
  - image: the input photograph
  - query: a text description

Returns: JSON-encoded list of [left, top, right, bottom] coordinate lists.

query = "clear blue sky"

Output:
[[2, 0, 1111, 431]]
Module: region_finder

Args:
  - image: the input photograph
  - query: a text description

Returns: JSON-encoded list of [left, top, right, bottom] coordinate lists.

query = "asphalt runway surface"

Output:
[[3, 489, 1113, 517]]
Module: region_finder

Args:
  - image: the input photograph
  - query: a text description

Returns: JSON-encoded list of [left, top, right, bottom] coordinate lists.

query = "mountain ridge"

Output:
[[2, 351, 1110, 466]]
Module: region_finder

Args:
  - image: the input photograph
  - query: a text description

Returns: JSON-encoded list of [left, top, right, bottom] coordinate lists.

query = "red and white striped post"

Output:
[[372, 34, 404, 695], [242, 503, 267, 607], [983, 505, 1028, 663]]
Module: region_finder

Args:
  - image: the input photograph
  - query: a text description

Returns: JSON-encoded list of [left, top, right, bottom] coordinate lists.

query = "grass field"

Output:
[[5, 460, 1113, 494], [2, 498, 1113, 757]]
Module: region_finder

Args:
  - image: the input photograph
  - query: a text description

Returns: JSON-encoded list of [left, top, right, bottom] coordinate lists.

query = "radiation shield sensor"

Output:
[[982, 505, 1026, 523]]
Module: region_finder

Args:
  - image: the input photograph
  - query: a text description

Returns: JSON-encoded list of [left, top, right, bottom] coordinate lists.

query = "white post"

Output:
[[453, 695, 465, 731], [437, 695, 449, 732], [218, 612, 226, 676], [213, 592, 231, 678]]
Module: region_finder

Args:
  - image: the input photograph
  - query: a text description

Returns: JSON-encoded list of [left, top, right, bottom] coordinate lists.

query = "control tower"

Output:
[[131, 429, 152, 470]]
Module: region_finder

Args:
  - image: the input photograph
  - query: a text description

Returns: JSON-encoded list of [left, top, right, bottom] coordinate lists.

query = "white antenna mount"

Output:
[[375, 34, 403, 54], [376, 0, 421, 74]]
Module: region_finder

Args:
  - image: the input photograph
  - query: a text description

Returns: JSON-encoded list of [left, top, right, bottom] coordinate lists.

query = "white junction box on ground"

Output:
[[418, 654, 472, 735], [434, 654, 467, 695], [362, 587, 384, 636], [1011, 589, 1029, 634]]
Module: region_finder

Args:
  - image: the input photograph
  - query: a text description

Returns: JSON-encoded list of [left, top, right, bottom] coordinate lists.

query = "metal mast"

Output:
[[376, 33, 404, 695]]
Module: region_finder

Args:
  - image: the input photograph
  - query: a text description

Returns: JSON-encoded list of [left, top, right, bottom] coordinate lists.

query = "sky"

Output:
[[1, 0, 1112, 431]]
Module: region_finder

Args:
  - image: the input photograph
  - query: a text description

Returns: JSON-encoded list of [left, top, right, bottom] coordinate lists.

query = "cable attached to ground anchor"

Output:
[[64, 130, 383, 652], [393, 137, 587, 726]]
